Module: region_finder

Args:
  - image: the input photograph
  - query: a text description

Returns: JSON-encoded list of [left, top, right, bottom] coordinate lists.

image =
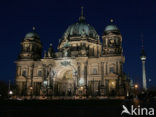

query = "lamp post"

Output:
[[73, 71, 78, 97], [43, 80, 48, 98], [50, 68, 55, 99], [9, 90, 13, 95], [30, 64, 34, 99], [8, 90, 13, 99], [93, 78, 95, 97], [80, 86, 83, 98], [134, 84, 138, 98], [8, 80, 13, 99], [30, 86, 33, 99]]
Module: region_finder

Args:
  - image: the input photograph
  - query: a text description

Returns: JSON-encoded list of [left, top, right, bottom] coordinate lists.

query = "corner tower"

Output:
[[102, 19, 122, 56], [15, 27, 42, 96], [101, 20, 126, 96], [19, 27, 42, 60]]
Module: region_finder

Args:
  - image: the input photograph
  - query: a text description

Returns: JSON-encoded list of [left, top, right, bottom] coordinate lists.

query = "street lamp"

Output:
[[30, 86, 33, 99], [9, 90, 13, 95], [8, 90, 13, 99], [111, 81, 115, 87], [134, 84, 138, 89], [134, 84, 138, 98], [79, 86, 83, 98]]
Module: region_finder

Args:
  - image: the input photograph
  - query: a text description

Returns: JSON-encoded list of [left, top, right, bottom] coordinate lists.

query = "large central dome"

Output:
[[63, 8, 99, 40], [63, 20, 99, 39]]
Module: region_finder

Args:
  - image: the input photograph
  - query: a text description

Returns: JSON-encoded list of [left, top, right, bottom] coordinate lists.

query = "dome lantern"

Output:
[[25, 26, 40, 39]]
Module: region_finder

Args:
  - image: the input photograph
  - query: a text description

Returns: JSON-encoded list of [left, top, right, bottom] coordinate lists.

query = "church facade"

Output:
[[15, 9, 130, 98]]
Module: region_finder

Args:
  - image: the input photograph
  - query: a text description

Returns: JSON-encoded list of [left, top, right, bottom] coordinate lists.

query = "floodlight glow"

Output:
[[134, 84, 138, 89], [79, 78, 84, 85], [9, 90, 13, 95], [111, 81, 115, 85], [29, 86, 33, 90], [43, 81, 48, 86]]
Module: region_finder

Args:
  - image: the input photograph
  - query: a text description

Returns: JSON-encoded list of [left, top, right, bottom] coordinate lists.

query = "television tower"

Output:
[[140, 38, 147, 91]]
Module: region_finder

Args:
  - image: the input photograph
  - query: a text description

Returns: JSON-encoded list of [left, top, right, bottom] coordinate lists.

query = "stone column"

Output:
[[120, 62, 123, 75], [89, 46, 91, 56], [84, 62, 88, 96], [84, 62, 88, 86], [97, 46, 99, 57], [116, 61, 118, 74], [76, 62, 80, 95], [29, 65, 34, 97], [77, 62, 80, 87], [106, 62, 108, 74], [92, 46, 95, 56], [118, 62, 120, 74], [94, 46, 97, 57], [100, 62, 105, 96], [101, 62, 104, 85], [16, 66, 21, 76], [79, 62, 86, 86], [31, 65, 34, 86], [79, 63, 84, 85]]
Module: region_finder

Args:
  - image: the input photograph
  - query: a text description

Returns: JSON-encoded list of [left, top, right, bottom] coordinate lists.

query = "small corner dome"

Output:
[[25, 32, 40, 39], [104, 25, 119, 32]]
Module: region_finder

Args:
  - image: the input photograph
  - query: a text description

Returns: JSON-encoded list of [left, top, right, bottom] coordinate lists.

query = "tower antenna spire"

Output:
[[140, 33, 147, 91], [141, 33, 144, 49]]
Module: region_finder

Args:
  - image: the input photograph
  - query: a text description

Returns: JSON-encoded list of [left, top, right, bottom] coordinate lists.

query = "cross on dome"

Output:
[[32, 26, 36, 31], [110, 19, 114, 23], [79, 6, 85, 21]]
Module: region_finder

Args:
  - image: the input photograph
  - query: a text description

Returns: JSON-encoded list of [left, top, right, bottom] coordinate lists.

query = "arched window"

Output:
[[93, 68, 97, 75], [38, 70, 42, 77], [110, 67, 115, 73], [22, 70, 27, 77]]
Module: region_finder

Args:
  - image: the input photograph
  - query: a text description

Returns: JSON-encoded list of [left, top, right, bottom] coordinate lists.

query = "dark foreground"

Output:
[[0, 98, 156, 117]]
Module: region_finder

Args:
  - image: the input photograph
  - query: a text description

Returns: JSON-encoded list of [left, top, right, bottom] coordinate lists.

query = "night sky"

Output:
[[0, 0, 155, 87]]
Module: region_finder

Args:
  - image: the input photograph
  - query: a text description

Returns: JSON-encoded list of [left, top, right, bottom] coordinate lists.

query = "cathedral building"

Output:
[[15, 8, 130, 98]]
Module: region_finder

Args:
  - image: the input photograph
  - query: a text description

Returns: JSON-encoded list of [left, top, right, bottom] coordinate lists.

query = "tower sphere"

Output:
[[140, 49, 146, 61]]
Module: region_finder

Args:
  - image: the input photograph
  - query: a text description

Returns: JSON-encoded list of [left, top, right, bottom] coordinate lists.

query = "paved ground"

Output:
[[0, 98, 156, 117]]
